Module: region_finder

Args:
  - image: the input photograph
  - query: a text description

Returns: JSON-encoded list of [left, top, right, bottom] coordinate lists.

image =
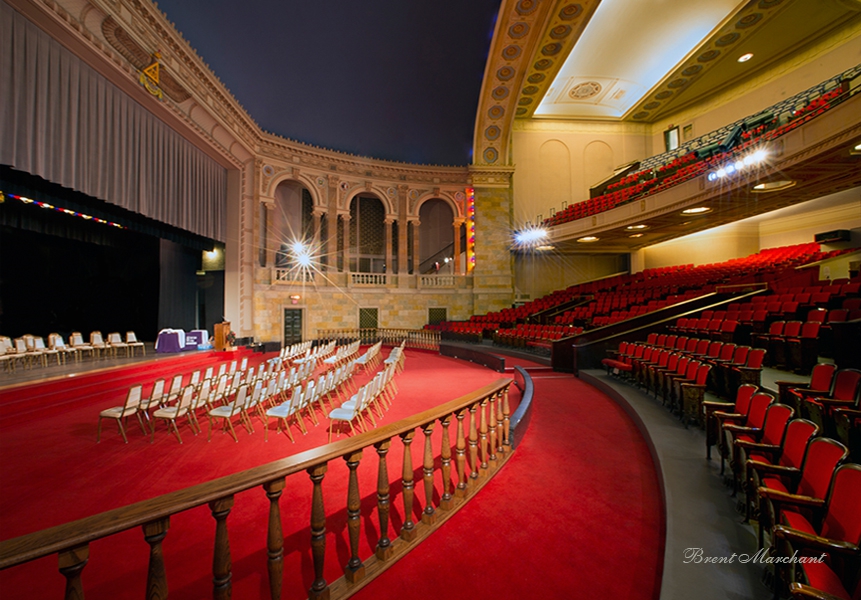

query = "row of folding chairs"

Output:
[[327, 358, 400, 442], [355, 341, 383, 371], [1, 331, 145, 371], [707, 383, 860, 599], [280, 340, 313, 361]]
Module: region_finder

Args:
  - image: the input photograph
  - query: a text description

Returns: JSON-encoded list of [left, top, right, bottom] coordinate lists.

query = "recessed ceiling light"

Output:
[[577, 236, 599, 243], [535, 244, 556, 251], [681, 207, 711, 215], [738, 53, 753, 63], [752, 180, 796, 193], [852, 142, 861, 155], [629, 233, 644, 238], [626, 224, 648, 230]]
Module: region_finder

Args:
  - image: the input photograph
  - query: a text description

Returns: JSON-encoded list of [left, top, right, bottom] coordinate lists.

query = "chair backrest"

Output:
[[695, 339, 709, 354], [768, 321, 785, 336], [796, 437, 848, 498], [125, 384, 143, 410], [190, 370, 201, 386], [150, 379, 165, 402], [760, 404, 794, 445], [126, 331, 139, 343], [721, 320, 737, 334], [685, 338, 698, 352], [744, 393, 774, 428], [807, 309, 828, 323], [694, 363, 710, 386], [731, 345, 750, 366], [15, 338, 27, 353], [666, 353, 679, 371], [108, 332, 123, 344], [820, 464, 861, 543], [684, 360, 699, 380], [828, 309, 848, 323], [231, 384, 249, 413], [718, 344, 736, 361], [782, 321, 802, 338], [745, 348, 766, 369], [707, 341, 722, 358], [204, 366, 214, 381], [779, 419, 818, 469], [196, 379, 212, 409], [176, 385, 195, 415], [809, 363, 838, 391], [831, 369, 861, 401], [798, 321, 820, 339], [676, 356, 690, 375], [217, 363, 227, 377], [240, 357, 248, 371], [91, 332, 104, 345], [169, 374, 183, 395]]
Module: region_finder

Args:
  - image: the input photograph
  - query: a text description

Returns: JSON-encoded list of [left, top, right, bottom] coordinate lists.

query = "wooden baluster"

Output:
[[307, 464, 329, 600], [264, 478, 285, 600], [142, 518, 170, 600], [209, 496, 234, 600], [439, 415, 453, 509], [421, 422, 436, 524], [344, 450, 365, 583], [488, 393, 498, 466], [468, 403, 479, 481], [58, 544, 88, 600], [479, 398, 489, 476], [374, 440, 393, 560], [502, 386, 511, 452], [455, 409, 467, 497], [496, 389, 505, 456], [399, 431, 417, 541]]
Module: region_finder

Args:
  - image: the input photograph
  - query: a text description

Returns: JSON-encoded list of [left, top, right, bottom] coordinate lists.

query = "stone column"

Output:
[[469, 166, 516, 315], [452, 217, 464, 275], [260, 199, 276, 267], [384, 218, 394, 275], [397, 218, 408, 275], [341, 214, 352, 273], [411, 220, 421, 275], [325, 211, 338, 272]]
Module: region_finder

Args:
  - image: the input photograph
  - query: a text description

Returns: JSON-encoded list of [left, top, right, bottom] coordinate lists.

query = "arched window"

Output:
[[419, 199, 455, 274], [273, 181, 313, 268]]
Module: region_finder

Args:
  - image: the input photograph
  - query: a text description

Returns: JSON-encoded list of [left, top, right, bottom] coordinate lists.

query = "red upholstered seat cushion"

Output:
[[762, 476, 789, 493], [781, 509, 816, 535], [798, 562, 852, 600]]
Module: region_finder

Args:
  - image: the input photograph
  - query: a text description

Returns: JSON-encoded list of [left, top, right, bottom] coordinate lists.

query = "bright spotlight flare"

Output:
[[707, 148, 768, 182], [291, 241, 313, 267], [513, 226, 549, 249]]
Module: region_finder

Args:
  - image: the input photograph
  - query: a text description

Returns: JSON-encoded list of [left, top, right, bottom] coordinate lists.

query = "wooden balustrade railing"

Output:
[[0, 378, 512, 600], [317, 328, 440, 351]]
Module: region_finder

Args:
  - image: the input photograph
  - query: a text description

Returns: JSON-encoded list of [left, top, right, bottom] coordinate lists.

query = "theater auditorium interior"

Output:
[[1, 0, 860, 599]]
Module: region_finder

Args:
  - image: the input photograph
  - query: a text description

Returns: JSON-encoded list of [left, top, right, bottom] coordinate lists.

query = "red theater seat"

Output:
[[730, 403, 794, 494]]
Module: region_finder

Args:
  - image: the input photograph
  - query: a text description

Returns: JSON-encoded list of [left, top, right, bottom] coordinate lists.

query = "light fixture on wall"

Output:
[[577, 236, 599, 243], [737, 52, 754, 63], [289, 294, 301, 305]]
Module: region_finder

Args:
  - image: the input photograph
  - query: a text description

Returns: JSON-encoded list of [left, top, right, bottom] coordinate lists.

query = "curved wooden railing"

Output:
[[0, 378, 512, 600], [317, 328, 440, 351]]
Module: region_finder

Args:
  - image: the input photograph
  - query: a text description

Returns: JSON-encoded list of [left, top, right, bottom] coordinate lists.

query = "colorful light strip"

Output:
[[466, 187, 475, 272], [1, 191, 125, 229]]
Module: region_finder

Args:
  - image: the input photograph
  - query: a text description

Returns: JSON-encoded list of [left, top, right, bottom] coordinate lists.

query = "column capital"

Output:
[[468, 165, 515, 189], [384, 217, 396, 225], [453, 217, 466, 226]]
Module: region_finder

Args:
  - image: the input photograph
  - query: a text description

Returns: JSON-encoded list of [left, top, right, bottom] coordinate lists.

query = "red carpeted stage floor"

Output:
[[0, 350, 663, 599]]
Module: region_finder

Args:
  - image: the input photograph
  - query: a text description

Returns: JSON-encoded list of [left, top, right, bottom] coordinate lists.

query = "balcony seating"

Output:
[[728, 402, 794, 494], [757, 436, 849, 554], [770, 320, 802, 367], [745, 418, 818, 525], [786, 321, 822, 374], [720, 391, 773, 475], [680, 363, 712, 427], [776, 363, 838, 412], [771, 463, 861, 600], [803, 369, 861, 438], [726, 347, 767, 393]]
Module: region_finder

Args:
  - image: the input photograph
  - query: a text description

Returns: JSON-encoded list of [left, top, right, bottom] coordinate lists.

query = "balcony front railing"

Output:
[[317, 328, 441, 351]]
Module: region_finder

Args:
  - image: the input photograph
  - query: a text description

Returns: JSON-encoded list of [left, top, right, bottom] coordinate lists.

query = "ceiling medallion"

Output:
[[516, 0, 538, 16], [736, 13, 763, 29], [502, 45, 522, 60], [758, 0, 784, 8], [715, 32, 740, 47], [643, 101, 660, 110], [682, 65, 703, 76], [550, 25, 573, 39], [483, 147, 499, 164], [522, 85, 539, 95], [559, 4, 583, 20], [542, 43, 563, 56], [668, 78, 688, 89], [534, 58, 553, 70], [516, 107, 528, 116], [518, 97, 534, 106], [632, 111, 650, 120], [527, 73, 546, 84], [697, 50, 720, 63], [655, 90, 674, 100], [569, 81, 602, 99], [485, 125, 501, 141], [509, 22, 529, 39], [497, 66, 515, 81], [492, 86, 510, 100], [488, 105, 505, 120], [262, 165, 275, 177]]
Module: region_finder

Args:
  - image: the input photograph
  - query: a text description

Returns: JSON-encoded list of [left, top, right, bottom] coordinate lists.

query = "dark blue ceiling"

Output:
[[154, 0, 501, 166]]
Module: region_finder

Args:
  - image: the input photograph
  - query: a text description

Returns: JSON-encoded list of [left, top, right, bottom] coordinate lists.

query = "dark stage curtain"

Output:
[[158, 238, 198, 332]]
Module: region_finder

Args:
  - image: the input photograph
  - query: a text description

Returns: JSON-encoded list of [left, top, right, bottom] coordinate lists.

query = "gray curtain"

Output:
[[0, 0, 226, 242]]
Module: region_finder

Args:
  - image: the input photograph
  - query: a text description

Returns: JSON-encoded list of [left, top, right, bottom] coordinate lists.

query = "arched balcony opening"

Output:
[[349, 195, 386, 273], [418, 199, 455, 274], [272, 180, 314, 270]]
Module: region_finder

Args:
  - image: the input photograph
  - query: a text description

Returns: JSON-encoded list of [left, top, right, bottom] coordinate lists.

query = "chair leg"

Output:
[[117, 420, 128, 444]]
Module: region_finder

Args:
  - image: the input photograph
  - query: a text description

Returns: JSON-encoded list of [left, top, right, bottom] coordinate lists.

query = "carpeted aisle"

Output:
[[352, 372, 664, 600]]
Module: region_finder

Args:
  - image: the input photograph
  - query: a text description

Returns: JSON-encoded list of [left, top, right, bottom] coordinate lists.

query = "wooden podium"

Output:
[[214, 322, 231, 352]]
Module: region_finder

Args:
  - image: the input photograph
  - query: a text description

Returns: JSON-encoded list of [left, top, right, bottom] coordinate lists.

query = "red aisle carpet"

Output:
[[0, 355, 663, 599], [352, 372, 664, 600]]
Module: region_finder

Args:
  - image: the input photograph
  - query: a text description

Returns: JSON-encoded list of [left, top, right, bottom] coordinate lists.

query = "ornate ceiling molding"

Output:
[[472, 0, 562, 167], [627, 0, 793, 122]]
